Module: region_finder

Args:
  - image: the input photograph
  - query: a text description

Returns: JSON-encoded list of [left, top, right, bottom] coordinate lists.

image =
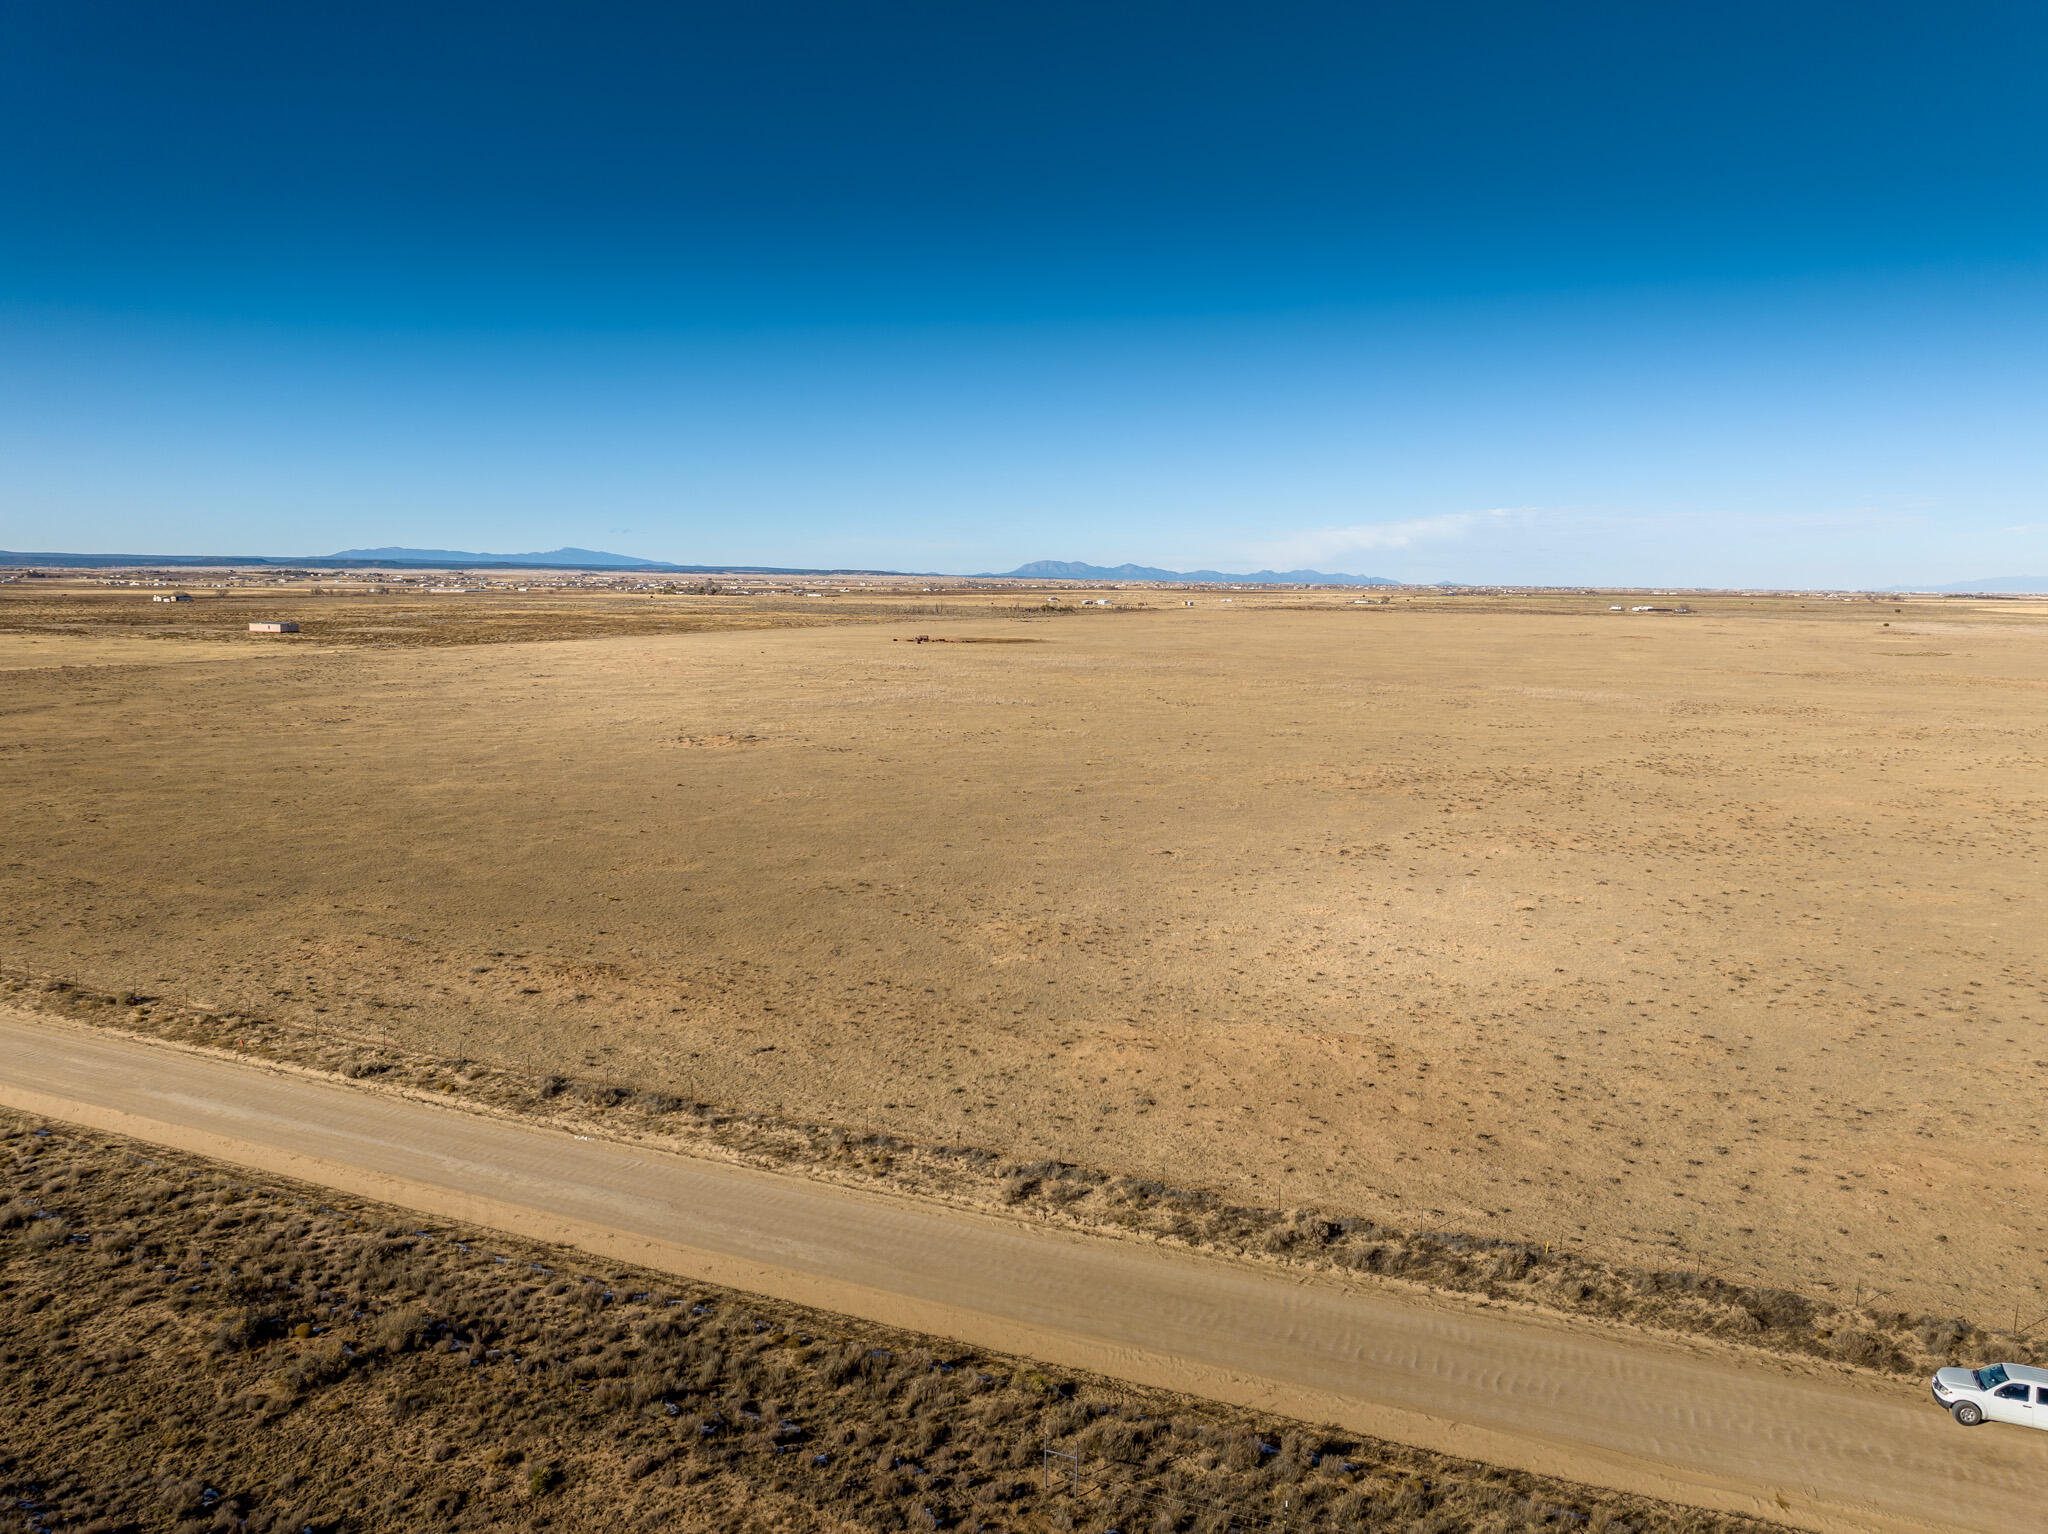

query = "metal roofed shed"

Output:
[[248, 620, 300, 634]]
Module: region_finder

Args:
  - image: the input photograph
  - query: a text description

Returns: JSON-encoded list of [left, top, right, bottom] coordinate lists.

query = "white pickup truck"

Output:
[[1931, 1362, 2048, 1427]]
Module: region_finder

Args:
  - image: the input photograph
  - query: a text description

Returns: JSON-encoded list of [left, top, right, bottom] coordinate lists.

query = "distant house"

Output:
[[248, 621, 299, 634], [152, 592, 192, 602]]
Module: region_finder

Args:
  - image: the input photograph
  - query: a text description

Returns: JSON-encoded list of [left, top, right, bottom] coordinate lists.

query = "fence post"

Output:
[[1042, 1430, 1080, 1498]]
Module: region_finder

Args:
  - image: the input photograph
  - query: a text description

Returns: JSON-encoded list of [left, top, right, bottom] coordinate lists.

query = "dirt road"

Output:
[[1, 1012, 2034, 1534]]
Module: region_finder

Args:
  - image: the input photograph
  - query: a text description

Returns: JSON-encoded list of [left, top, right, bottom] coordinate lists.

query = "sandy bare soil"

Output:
[[9, 1013, 2038, 1534], [1, 592, 2043, 1328]]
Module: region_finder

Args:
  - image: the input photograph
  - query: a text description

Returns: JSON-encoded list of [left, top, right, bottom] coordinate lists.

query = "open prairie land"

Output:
[[2, 588, 2043, 1324]]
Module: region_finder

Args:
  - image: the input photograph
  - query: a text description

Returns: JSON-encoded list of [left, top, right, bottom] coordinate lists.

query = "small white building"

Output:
[[248, 620, 299, 634], [152, 592, 192, 602]]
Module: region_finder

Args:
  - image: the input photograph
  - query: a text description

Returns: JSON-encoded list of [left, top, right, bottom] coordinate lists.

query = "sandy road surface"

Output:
[[1, 1013, 2035, 1534]]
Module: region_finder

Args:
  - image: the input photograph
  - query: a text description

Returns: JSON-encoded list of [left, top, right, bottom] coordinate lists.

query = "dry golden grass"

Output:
[[2, 589, 2044, 1325]]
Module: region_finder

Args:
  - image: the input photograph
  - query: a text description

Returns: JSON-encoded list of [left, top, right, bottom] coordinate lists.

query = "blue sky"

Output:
[[2, 1, 2043, 583]]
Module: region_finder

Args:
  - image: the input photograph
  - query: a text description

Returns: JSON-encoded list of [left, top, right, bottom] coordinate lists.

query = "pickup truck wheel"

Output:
[[1952, 1401, 1985, 1426]]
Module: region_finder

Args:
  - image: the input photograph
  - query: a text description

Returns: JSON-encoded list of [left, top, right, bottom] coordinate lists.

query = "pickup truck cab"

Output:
[[1931, 1362, 2048, 1427]]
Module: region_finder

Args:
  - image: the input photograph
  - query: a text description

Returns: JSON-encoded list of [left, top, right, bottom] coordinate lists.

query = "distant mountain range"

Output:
[[1937, 576, 2048, 593], [2, 546, 1397, 583], [14, 543, 2037, 591], [987, 560, 1398, 585], [328, 545, 667, 568]]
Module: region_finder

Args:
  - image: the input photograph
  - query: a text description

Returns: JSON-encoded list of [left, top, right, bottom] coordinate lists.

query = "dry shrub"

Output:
[[1489, 1247, 1535, 1282], [819, 1343, 864, 1387], [970, 1477, 1017, 1506], [1740, 1288, 1813, 1331], [21, 1217, 71, 1249], [902, 1372, 951, 1408], [526, 1463, 562, 1496], [626, 1449, 669, 1480], [1329, 1490, 1371, 1524], [973, 1393, 1029, 1432], [1917, 1317, 1969, 1355], [375, 1305, 431, 1354], [1044, 1401, 1088, 1438], [906, 1416, 948, 1458], [1831, 1328, 1900, 1370], [209, 1306, 281, 1356], [1080, 1416, 1140, 1461], [689, 1350, 725, 1393], [870, 1467, 912, 1500], [1220, 1434, 1261, 1473], [1148, 1498, 1188, 1533], [282, 1339, 350, 1391]]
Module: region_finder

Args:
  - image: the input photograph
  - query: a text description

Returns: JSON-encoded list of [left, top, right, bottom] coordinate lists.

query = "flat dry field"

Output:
[[3, 589, 2043, 1322]]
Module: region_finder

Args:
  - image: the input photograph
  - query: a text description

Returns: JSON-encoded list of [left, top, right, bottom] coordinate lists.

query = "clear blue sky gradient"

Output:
[[2, 1, 2043, 584]]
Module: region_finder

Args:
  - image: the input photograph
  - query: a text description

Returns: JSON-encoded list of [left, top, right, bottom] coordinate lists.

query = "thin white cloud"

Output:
[[1250, 508, 1523, 569]]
